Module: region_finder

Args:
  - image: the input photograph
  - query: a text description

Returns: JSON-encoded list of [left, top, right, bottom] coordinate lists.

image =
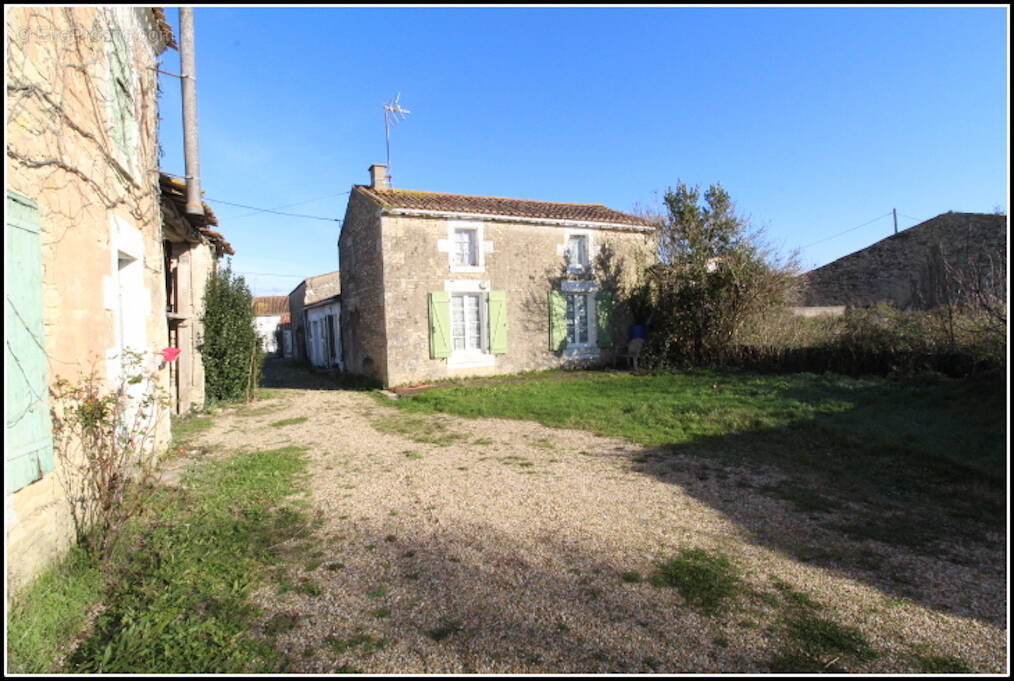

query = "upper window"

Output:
[[445, 221, 486, 272], [453, 228, 478, 267], [567, 235, 589, 270]]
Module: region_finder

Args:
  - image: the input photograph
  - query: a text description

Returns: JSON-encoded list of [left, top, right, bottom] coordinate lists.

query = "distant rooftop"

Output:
[[290, 270, 341, 306], [252, 296, 289, 317]]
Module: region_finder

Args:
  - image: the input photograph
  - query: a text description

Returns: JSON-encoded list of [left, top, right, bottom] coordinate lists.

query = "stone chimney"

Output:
[[369, 164, 390, 190]]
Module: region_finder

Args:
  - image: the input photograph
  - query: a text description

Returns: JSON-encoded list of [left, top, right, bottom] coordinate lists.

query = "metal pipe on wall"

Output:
[[179, 7, 204, 216]]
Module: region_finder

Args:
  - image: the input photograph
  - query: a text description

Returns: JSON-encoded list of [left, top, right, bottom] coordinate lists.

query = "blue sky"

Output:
[[156, 6, 1008, 297]]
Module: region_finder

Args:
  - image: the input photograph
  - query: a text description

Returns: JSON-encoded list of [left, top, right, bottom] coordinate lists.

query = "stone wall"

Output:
[[376, 213, 656, 387], [792, 212, 1007, 310], [287, 281, 307, 360], [339, 191, 390, 383], [6, 7, 171, 597]]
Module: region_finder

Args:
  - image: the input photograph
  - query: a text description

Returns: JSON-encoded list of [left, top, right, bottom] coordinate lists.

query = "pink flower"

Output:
[[160, 347, 181, 362]]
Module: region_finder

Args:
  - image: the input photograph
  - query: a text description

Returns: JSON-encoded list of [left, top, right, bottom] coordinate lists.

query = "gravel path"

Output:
[[187, 362, 1007, 674]]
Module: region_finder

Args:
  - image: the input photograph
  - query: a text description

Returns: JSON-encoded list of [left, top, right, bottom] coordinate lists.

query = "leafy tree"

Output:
[[200, 261, 262, 402], [645, 181, 797, 364]]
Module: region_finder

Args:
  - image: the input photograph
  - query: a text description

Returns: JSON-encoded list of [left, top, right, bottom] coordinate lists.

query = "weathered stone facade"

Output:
[[339, 168, 656, 387], [338, 192, 389, 380], [791, 212, 1007, 310], [6, 7, 172, 597]]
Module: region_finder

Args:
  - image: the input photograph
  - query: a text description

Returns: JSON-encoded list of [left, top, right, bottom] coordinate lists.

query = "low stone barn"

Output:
[[792, 212, 1007, 311], [287, 270, 341, 366], [338, 164, 657, 387]]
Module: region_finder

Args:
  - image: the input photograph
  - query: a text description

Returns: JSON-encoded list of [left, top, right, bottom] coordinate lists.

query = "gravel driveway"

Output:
[[186, 361, 1006, 674]]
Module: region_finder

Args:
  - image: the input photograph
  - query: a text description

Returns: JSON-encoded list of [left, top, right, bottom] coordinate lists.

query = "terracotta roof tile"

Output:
[[354, 186, 653, 228], [160, 174, 235, 255], [252, 296, 290, 316]]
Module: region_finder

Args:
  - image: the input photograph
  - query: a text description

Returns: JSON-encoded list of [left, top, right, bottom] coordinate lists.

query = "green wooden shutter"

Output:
[[428, 291, 451, 359], [488, 290, 508, 354], [548, 290, 567, 352], [6, 191, 54, 494], [108, 28, 132, 155], [596, 290, 614, 348]]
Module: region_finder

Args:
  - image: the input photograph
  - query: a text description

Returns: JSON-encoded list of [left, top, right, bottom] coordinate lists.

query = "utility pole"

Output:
[[893, 208, 897, 235], [180, 8, 203, 216]]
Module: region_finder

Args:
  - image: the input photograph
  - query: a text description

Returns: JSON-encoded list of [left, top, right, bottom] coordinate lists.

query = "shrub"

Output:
[[641, 182, 799, 366], [49, 350, 171, 560], [201, 261, 262, 403]]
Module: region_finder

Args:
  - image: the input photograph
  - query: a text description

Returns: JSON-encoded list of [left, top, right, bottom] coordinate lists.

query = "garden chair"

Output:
[[614, 337, 644, 371]]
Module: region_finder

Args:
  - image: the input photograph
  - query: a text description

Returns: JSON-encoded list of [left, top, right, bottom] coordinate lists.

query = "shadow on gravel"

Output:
[[625, 406, 1006, 628], [263, 520, 775, 674], [259, 357, 381, 392]]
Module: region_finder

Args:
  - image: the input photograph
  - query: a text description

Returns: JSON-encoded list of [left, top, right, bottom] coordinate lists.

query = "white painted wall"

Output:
[[254, 314, 282, 354], [305, 301, 341, 369]]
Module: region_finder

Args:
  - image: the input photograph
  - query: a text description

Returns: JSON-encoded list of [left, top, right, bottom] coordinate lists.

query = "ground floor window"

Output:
[[428, 289, 508, 361], [451, 292, 485, 352], [549, 287, 613, 354], [566, 292, 590, 345]]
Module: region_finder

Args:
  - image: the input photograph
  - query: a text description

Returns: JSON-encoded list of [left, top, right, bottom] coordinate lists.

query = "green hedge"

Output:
[[200, 262, 262, 403]]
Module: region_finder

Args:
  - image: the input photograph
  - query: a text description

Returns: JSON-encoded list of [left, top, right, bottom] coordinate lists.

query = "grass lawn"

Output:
[[389, 369, 1006, 552], [8, 445, 311, 674]]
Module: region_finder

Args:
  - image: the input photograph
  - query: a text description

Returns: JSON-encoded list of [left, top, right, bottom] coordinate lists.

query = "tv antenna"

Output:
[[383, 93, 411, 182]]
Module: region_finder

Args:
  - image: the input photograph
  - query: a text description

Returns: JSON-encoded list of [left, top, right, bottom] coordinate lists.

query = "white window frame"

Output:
[[440, 220, 488, 273], [452, 227, 478, 268], [444, 280, 496, 368], [562, 229, 594, 274], [560, 279, 599, 359]]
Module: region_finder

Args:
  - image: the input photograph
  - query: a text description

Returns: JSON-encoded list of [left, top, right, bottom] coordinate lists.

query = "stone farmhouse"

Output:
[[792, 212, 1007, 311], [339, 165, 657, 387]]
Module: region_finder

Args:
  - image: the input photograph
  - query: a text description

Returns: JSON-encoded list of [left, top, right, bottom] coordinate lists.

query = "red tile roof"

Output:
[[252, 296, 290, 316], [354, 186, 653, 228]]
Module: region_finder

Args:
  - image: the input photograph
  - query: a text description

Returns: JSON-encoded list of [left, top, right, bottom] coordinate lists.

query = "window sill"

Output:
[[447, 352, 497, 368]]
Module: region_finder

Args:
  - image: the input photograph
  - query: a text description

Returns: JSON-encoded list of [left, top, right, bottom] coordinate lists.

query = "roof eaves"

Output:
[[382, 206, 656, 232]]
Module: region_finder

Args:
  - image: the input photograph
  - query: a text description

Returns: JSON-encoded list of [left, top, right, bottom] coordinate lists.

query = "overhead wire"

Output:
[[235, 271, 304, 278], [801, 211, 894, 249], [203, 196, 343, 222], [228, 191, 351, 220]]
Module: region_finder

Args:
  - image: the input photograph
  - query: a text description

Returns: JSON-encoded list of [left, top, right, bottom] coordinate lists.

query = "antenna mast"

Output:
[[383, 93, 410, 185]]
